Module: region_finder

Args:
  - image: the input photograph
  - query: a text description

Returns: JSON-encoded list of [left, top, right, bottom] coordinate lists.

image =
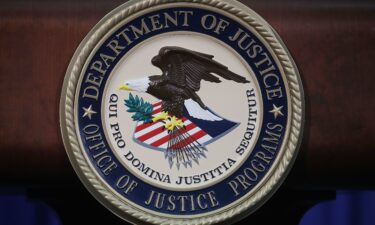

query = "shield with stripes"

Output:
[[133, 101, 239, 159]]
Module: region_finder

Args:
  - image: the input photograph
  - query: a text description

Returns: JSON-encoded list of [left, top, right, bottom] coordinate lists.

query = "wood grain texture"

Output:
[[0, 0, 374, 188]]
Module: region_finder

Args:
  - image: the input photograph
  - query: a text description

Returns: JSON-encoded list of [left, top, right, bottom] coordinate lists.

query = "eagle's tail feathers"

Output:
[[212, 69, 250, 83], [202, 73, 222, 83]]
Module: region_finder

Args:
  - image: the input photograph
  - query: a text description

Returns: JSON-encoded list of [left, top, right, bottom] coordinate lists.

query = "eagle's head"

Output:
[[119, 77, 150, 92]]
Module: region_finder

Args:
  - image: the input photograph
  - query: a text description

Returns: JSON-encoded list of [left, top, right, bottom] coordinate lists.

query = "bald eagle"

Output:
[[120, 46, 249, 168], [119, 46, 249, 120]]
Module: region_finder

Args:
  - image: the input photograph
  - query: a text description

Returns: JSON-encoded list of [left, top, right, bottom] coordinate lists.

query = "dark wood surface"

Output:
[[0, 0, 374, 189]]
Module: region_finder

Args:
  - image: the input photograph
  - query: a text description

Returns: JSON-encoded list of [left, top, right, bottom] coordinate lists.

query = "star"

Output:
[[82, 105, 97, 120], [269, 104, 284, 119]]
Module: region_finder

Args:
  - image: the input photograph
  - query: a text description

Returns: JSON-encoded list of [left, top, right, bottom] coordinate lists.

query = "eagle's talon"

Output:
[[164, 116, 184, 131], [152, 111, 169, 122]]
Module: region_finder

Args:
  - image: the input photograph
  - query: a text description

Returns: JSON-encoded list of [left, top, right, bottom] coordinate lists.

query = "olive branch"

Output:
[[124, 93, 153, 123]]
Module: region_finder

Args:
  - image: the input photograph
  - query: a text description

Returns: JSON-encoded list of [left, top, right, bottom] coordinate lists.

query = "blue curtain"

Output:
[[0, 195, 61, 225], [300, 191, 375, 225]]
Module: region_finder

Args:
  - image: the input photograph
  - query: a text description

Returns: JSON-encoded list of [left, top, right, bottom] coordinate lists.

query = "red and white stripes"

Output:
[[133, 102, 212, 150]]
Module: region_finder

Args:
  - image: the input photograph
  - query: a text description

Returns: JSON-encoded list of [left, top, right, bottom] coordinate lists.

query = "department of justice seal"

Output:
[[60, 0, 304, 224]]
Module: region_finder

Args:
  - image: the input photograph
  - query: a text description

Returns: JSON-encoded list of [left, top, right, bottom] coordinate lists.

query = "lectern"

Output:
[[0, 0, 374, 224]]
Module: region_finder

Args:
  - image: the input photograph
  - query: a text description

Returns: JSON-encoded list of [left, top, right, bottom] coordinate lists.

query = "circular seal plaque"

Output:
[[60, 0, 304, 224]]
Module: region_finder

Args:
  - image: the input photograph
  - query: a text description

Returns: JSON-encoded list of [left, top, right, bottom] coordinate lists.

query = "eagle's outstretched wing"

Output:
[[151, 46, 249, 92]]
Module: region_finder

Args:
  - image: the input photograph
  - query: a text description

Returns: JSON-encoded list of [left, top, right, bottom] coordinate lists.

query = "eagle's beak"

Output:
[[119, 83, 132, 91]]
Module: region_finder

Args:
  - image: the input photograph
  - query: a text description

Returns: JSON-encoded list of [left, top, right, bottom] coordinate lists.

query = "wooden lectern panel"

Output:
[[0, 0, 374, 189]]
